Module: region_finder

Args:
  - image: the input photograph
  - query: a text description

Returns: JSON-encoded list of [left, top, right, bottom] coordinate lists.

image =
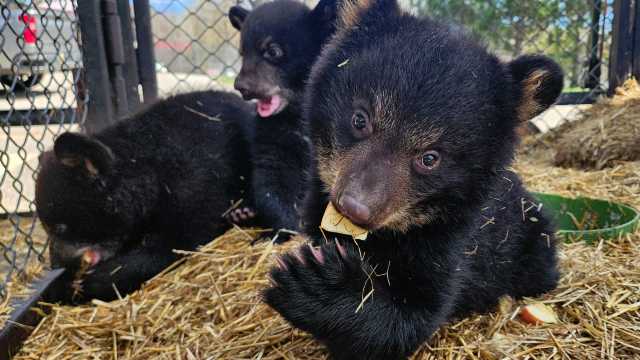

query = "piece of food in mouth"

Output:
[[72, 249, 100, 300], [82, 249, 101, 266], [519, 303, 559, 324], [320, 202, 368, 240]]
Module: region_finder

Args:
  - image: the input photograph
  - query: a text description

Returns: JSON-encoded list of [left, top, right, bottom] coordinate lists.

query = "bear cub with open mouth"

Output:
[[227, 0, 337, 240]]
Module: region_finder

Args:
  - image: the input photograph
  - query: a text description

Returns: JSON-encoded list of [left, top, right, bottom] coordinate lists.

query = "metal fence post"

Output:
[[133, 0, 159, 103], [633, 0, 640, 80], [77, 0, 114, 133], [609, 0, 634, 94], [102, 0, 129, 119], [586, 0, 603, 90], [117, 0, 142, 112]]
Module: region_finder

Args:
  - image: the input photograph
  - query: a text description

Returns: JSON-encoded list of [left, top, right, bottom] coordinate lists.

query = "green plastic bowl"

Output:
[[532, 192, 640, 244]]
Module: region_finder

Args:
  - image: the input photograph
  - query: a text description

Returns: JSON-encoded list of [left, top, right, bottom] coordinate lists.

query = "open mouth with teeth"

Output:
[[256, 94, 288, 117]]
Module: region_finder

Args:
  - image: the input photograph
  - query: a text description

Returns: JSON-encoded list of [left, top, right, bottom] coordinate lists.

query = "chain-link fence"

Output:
[[0, 0, 627, 303], [151, 0, 245, 95], [410, 0, 615, 133], [0, 0, 84, 300], [151, 0, 615, 130]]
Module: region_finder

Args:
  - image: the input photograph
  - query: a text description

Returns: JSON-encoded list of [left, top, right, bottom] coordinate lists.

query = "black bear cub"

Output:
[[227, 0, 337, 240], [264, 0, 563, 359], [36, 91, 254, 303]]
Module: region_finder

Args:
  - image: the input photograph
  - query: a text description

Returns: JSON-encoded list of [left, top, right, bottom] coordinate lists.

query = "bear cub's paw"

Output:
[[263, 240, 364, 332]]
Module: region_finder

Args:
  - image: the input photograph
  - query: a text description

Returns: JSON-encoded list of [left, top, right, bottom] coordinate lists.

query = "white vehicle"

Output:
[[0, 0, 82, 89]]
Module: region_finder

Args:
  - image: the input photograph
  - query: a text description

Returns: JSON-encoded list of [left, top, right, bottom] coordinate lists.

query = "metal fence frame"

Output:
[[78, 0, 158, 133], [82, 0, 635, 129], [609, 0, 640, 93]]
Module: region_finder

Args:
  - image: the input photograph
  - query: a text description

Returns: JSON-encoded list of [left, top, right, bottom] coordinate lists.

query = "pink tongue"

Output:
[[257, 95, 282, 117]]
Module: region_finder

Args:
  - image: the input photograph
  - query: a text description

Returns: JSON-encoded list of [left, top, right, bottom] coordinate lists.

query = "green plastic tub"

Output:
[[532, 192, 640, 244]]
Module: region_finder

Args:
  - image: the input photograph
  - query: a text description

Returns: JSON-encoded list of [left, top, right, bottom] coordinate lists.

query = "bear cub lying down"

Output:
[[264, 0, 563, 359], [37, 91, 254, 303]]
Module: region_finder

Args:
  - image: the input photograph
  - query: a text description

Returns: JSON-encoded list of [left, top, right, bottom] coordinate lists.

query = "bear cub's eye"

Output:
[[263, 43, 284, 60], [414, 150, 441, 173], [351, 109, 372, 138]]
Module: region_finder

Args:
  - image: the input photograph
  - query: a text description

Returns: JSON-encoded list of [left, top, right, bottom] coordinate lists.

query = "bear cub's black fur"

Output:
[[264, 1, 563, 359], [37, 0, 342, 301], [227, 0, 337, 240], [36, 91, 254, 303]]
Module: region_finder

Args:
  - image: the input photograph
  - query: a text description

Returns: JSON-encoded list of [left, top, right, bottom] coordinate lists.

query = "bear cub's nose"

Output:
[[336, 194, 371, 225]]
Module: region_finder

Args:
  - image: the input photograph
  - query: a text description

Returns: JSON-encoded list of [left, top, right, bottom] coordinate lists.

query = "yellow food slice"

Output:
[[320, 202, 368, 240], [520, 303, 559, 324]]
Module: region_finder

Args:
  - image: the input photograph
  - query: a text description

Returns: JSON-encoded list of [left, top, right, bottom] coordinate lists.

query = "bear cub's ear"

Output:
[[508, 55, 564, 122], [54, 132, 115, 177], [229, 6, 249, 31], [310, 0, 339, 24]]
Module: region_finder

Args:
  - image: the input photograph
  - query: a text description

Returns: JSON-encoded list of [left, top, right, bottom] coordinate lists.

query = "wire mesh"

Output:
[[0, 0, 85, 299], [151, 0, 247, 96], [152, 0, 613, 131], [408, 0, 614, 133]]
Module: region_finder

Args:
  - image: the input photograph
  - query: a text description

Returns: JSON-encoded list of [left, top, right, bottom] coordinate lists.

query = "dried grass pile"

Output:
[[0, 262, 44, 330], [15, 230, 325, 359], [522, 79, 640, 170], [0, 218, 47, 329], [13, 161, 640, 359]]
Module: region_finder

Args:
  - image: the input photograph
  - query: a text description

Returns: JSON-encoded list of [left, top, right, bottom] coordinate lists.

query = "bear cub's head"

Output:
[[229, 0, 337, 117], [36, 132, 148, 270], [306, 0, 563, 233]]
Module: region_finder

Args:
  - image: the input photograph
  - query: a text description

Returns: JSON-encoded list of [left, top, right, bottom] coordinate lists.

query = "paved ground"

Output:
[[0, 72, 78, 112], [1, 123, 78, 214], [156, 72, 232, 96]]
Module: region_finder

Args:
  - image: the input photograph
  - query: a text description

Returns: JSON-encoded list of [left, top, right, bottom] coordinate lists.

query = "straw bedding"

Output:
[[0, 218, 48, 329], [10, 158, 639, 359], [9, 100, 640, 358], [522, 79, 640, 170]]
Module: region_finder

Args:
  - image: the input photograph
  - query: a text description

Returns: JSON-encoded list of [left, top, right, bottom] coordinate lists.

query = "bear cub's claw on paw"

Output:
[[263, 241, 363, 335], [226, 206, 257, 224]]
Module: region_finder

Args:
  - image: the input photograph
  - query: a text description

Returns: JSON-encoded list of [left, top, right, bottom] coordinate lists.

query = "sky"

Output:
[[147, 0, 197, 13]]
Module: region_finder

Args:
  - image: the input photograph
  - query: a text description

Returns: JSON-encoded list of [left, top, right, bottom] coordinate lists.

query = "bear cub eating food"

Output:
[[36, 91, 254, 303], [264, 0, 563, 359], [227, 0, 337, 240]]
